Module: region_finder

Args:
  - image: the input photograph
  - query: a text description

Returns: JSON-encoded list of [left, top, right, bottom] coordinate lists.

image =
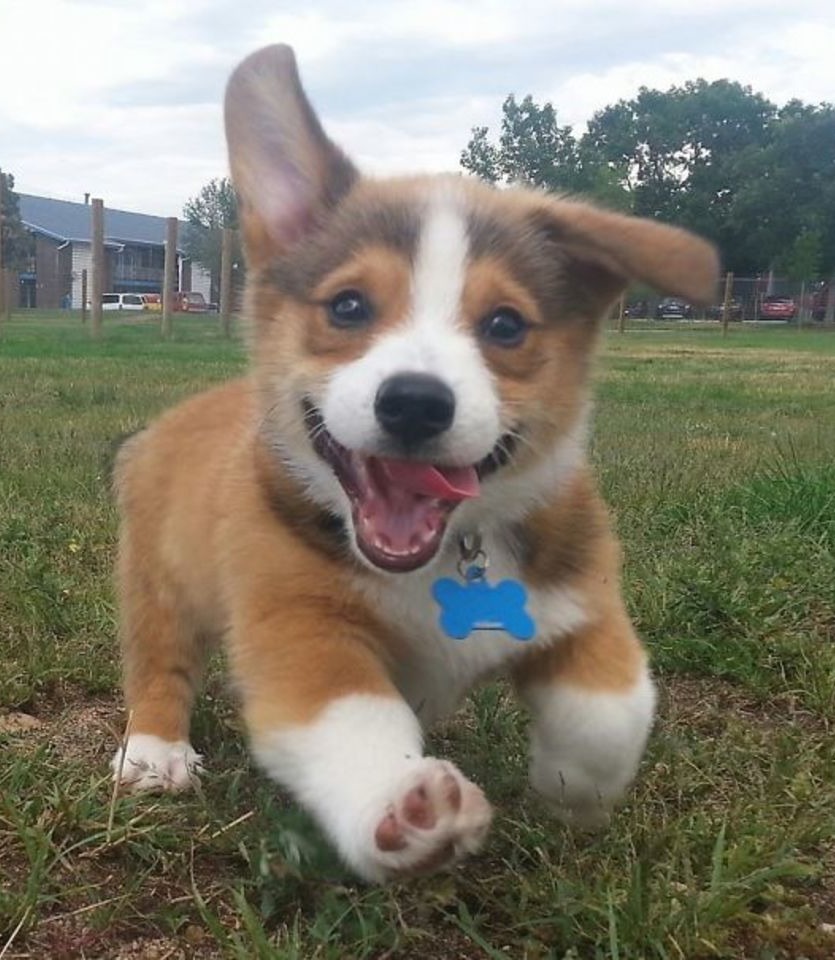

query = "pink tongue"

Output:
[[378, 459, 480, 501]]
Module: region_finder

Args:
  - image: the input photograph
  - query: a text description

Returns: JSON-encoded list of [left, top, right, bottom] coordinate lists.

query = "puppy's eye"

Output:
[[328, 290, 372, 328], [479, 308, 528, 348]]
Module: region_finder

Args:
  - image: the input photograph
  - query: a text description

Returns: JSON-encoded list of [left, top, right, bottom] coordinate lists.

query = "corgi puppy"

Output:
[[112, 45, 718, 883]]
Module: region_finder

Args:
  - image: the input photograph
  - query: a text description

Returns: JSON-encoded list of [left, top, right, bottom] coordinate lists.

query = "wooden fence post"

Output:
[[0, 270, 8, 325], [161, 217, 178, 339], [721, 271, 734, 338], [825, 272, 835, 327], [81, 268, 88, 322], [0, 204, 7, 326], [220, 227, 233, 337], [617, 294, 626, 334], [798, 279, 806, 329], [91, 198, 104, 338], [0, 175, 10, 326]]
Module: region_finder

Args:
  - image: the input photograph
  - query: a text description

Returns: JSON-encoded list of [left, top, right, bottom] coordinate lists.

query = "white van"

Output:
[[101, 293, 145, 312]]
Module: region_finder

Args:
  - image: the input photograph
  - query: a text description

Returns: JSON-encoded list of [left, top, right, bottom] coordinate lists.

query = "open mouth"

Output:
[[303, 401, 515, 572]]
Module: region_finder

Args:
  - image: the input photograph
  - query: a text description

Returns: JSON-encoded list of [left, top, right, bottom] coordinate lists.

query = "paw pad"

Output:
[[369, 760, 492, 879]]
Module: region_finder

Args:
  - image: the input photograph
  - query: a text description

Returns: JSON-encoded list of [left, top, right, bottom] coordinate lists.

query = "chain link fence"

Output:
[[616, 275, 834, 329]]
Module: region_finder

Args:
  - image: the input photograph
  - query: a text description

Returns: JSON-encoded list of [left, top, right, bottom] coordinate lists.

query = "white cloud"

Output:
[[552, 19, 835, 130], [1, 0, 833, 216]]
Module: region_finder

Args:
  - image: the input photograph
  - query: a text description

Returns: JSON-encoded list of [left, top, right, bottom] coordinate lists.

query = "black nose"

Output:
[[374, 373, 455, 445]]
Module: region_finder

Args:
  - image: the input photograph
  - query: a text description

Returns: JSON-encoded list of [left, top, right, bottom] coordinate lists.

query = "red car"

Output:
[[173, 291, 209, 313], [758, 295, 797, 321]]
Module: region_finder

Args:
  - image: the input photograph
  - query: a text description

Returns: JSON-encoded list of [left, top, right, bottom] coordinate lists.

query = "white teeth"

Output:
[[369, 535, 419, 558]]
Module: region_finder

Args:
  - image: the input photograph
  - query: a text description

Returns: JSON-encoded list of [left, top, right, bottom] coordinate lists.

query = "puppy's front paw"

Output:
[[362, 759, 492, 882], [111, 733, 203, 793], [531, 757, 615, 830]]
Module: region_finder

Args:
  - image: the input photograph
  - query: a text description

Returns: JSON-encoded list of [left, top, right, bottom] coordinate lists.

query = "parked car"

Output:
[[101, 293, 145, 312], [706, 298, 743, 321], [758, 295, 797, 321], [624, 299, 649, 319], [655, 297, 693, 320], [141, 293, 162, 312], [173, 291, 209, 313]]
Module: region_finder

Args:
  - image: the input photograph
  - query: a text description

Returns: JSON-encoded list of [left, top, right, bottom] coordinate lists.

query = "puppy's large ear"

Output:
[[536, 198, 720, 314], [225, 45, 358, 268]]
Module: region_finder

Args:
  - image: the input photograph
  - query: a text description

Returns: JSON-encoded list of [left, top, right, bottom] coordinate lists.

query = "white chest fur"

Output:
[[354, 529, 589, 726]]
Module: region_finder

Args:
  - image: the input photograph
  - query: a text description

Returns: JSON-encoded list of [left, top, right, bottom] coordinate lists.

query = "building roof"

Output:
[[18, 193, 184, 247]]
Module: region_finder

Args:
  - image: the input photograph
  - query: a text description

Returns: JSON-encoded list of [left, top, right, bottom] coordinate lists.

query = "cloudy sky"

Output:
[[1, 0, 833, 217]]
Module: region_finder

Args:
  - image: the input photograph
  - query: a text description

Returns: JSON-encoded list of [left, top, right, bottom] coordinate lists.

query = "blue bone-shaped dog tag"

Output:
[[432, 569, 536, 641]]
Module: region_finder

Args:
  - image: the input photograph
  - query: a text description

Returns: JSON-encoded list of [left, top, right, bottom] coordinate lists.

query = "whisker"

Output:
[[503, 428, 537, 455]]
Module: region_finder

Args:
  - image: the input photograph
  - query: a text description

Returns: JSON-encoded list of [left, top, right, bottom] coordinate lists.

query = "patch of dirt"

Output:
[[394, 927, 508, 960], [658, 673, 831, 738], [1, 686, 123, 765], [0, 711, 45, 734], [109, 936, 222, 960], [806, 839, 835, 927], [725, 916, 835, 960], [49, 696, 123, 766], [25, 916, 223, 960]]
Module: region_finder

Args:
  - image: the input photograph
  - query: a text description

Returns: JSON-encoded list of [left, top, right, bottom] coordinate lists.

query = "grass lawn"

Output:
[[1, 311, 834, 959]]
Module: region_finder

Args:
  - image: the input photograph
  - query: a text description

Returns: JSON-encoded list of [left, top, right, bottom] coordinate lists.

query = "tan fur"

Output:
[[304, 247, 414, 360], [114, 47, 718, 858], [116, 380, 405, 737], [515, 605, 645, 693], [116, 380, 642, 732], [512, 468, 644, 690]]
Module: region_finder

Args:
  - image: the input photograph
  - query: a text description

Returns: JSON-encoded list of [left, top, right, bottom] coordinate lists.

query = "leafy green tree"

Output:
[[727, 102, 835, 277], [0, 170, 34, 270], [182, 177, 241, 301], [462, 95, 578, 188], [461, 94, 633, 208], [574, 145, 633, 212], [464, 80, 835, 281], [585, 79, 776, 256], [461, 126, 501, 184], [584, 86, 690, 221], [781, 229, 823, 282]]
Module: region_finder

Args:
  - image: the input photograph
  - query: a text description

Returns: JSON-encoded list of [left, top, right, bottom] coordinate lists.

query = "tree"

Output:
[[726, 103, 835, 277], [460, 126, 501, 184], [460, 94, 631, 206], [781, 229, 823, 282], [182, 177, 241, 301], [463, 80, 835, 280], [461, 95, 578, 188], [585, 79, 777, 262], [0, 170, 34, 270]]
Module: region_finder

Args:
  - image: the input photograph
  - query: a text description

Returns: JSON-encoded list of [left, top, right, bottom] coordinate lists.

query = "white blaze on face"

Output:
[[411, 192, 469, 335], [321, 187, 502, 466]]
